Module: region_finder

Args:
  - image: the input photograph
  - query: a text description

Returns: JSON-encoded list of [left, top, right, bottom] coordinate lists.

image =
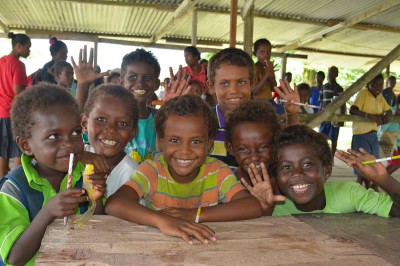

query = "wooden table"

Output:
[[37, 214, 399, 265]]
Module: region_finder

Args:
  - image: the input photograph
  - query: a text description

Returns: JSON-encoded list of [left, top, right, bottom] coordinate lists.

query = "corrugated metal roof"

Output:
[[0, 0, 399, 70]]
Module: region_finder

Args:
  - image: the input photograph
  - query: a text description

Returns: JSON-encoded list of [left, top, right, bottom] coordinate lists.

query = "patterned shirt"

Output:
[[125, 154, 244, 210]]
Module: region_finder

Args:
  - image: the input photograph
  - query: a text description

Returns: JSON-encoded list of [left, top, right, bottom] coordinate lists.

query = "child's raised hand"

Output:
[[335, 148, 388, 184], [163, 66, 192, 101], [157, 214, 217, 245], [42, 188, 88, 222], [71, 45, 108, 85], [274, 79, 300, 114], [242, 162, 286, 215]]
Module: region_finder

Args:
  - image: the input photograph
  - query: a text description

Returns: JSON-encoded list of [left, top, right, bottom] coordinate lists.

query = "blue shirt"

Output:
[[310, 85, 322, 113]]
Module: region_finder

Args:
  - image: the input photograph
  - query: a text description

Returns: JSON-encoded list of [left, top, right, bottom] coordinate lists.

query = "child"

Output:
[[350, 74, 391, 190], [105, 95, 263, 244], [310, 71, 325, 113], [105, 70, 121, 84], [0, 84, 108, 265], [252, 38, 277, 100], [0, 32, 30, 177], [82, 84, 139, 197], [53, 61, 74, 89], [297, 83, 313, 114], [207, 47, 300, 167], [267, 125, 399, 217], [40, 37, 68, 84], [225, 100, 286, 214]]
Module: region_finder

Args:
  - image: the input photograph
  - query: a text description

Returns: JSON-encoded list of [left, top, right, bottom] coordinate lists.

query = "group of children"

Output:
[[1, 38, 400, 266]]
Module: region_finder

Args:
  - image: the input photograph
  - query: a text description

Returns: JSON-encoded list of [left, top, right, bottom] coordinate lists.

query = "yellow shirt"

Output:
[[352, 88, 390, 135], [253, 62, 273, 100]]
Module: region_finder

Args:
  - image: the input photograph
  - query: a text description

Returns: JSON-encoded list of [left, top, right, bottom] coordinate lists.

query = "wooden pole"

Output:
[[242, 2, 254, 55], [307, 43, 400, 128], [386, 65, 390, 86], [281, 55, 287, 80], [230, 0, 238, 48], [191, 8, 197, 46], [94, 36, 98, 69]]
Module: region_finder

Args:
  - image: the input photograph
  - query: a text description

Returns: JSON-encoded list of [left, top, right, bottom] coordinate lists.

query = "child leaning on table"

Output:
[[0, 84, 108, 266], [257, 124, 400, 217], [105, 94, 263, 244]]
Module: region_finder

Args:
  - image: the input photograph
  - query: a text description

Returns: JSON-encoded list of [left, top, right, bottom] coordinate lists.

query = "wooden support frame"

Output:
[[277, 0, 400, 53], [191, 8, 198, 46], [307, 43, 400, 128], [242, 0, 254, 55], [230, 0, 238, 48]]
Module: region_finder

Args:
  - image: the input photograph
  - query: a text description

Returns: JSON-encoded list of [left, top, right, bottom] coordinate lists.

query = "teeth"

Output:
[[102, 139, 117, 146], [292, 184, 309, 189], [291, 184, 311, 193], [177, 159, 193, 165], [228, 98, 241, 102], [134, 90, 146, 95], [255, 164, 261, 169]]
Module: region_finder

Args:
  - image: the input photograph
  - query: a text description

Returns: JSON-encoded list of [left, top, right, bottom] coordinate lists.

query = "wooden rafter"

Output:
[[152, 0, 198, 43], [276, 0, 400, 52]]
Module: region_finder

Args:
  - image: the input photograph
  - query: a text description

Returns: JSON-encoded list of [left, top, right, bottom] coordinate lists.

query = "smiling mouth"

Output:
[[101, 139, 117, 146], [176, 159, 194, 166], [133, 90, 146, 95], [290, 184, 311, 194]]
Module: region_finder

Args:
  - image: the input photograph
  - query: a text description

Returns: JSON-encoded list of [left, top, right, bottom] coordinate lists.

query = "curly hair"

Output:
[[253, 38, 271, 56], [11, 84, 79, 139], [184, 46, 201, 61], [225, 100, 281, 143], [121, 48, 161, 78], [53, 61, 73, 75], [207, 48, 254, 83], [154, 94, 217, 139], [269, 125, 333, 177], [84, 84, 139, 129]]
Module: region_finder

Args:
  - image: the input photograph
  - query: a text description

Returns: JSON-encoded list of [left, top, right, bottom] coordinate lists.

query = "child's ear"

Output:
[[16, 136, 33, 156], [225, 140, 233, 154], [206, 80, 215, 95], [156, 135, 163, 153], [154, 79, 160, 91], [130, 126, 138, 139], [81, 114, 89, 134], [324, 165, 333, 180]]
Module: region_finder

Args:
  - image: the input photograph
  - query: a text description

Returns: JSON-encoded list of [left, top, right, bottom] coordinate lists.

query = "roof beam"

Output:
[[241, 0, 255, 20], [152, 0, 198, 43], [276, 0, 400, 52], [0, 18, 9, 33]]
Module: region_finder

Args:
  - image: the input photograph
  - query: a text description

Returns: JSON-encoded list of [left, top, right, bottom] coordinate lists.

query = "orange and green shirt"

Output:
[[125, 154, 244, 210]]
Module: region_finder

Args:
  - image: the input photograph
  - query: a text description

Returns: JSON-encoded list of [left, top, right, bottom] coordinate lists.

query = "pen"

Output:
[[64, 153, 74, 226], [362, 155, 400, 165], [279, 99, 321, 109]]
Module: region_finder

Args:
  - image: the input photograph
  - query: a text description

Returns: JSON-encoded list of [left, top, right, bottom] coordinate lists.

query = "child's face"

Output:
[[57, 67, 74, 87], [316, 74, 324, 85], [121, 62, 160, 104], [82, 96, 137, 160], [210, 64, 252, 114], [368, 78, 384, 97], [255, 44, 271, 62], [299, 89, 310, 104], [157, 114, 212, 183], [276, 143, 331, 211], [226, 122, 273, 175], [19, 104, 84, 175]]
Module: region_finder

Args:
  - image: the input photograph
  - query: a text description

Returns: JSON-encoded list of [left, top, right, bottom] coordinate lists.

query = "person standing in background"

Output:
[[0, 32, 31, 178], [310, 71, 325, 113], [40, 37, 68, 84]]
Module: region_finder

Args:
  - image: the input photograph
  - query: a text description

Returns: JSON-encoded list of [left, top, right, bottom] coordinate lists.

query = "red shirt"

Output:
[[0, 55, 28, 118], [182, 65, 206, 88]]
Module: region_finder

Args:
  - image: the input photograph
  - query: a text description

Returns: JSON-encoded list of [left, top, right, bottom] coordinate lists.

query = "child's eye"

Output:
[[192, 139, 201, 144], [169, 138, 179, 144], [238, 80, 247, 86], [48, 134, 59, 140], [119, 121, 129, 127], [96, 117, 106, 123], [72, 129, 82, 136], [238, 147, 249, 153], [219, 81, 229, 87], [303, 161, 313, 168], [129, 75, 137, 81], [279, 164, 291, 171], [259, 145, 269, 152], [143, 75, 153, 81]]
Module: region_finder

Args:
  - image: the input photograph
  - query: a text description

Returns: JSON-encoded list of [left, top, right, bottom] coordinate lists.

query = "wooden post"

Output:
[[281, 55, 287, 80], [94, 37, 98, 69], [386, 65, 390, 87], [191, 8, 197, 46], [242, 1, 254, 55], [230, 0, 238, 48], [307, 43, 400, 128]]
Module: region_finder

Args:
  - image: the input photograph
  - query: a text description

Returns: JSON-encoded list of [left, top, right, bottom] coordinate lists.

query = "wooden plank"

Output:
[[229, 0, 238, 48], [37, 215, 390, 265], [242, 0, 254, 55], [297, 214, 400, 266]]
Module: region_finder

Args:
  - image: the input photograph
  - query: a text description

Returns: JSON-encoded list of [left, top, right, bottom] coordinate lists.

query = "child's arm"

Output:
[[336, 148, 400, 217], [274, 79, 300, 126], [241, 163, 286, 215], [253, 60, 276, 95], [105, 185, 217, 245], [350, 105, 383, 125], [163, 66, 192, 101], [6, 189, 88, 265], [71, 45, 108, 112]]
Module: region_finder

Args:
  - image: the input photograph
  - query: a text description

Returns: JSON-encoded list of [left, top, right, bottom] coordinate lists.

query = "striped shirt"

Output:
[[126, 154, 245, 210]]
